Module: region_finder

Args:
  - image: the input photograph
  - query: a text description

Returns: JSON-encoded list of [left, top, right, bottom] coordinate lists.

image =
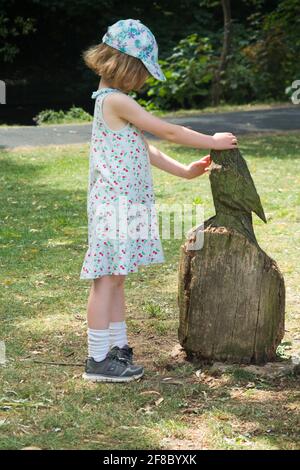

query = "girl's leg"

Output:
[[87, 275, 127, 361], [87, 274, 126, 328], [108, 275, 128, 348], [110, 275, 126, 323]]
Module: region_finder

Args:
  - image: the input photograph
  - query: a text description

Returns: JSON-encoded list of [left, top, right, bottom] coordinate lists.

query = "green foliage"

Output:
[[143, 302, 165, 319], [228, 368, 257, 383], [135, 0, 300, 109], [1, 0, 300, 113], [0, 14, 36, 62], [222, 0, 300, 102], [193, 196, 203, 205], [33, 106, 92, 125], [276, 341, 293, 360], [135, 34, 214, 111]]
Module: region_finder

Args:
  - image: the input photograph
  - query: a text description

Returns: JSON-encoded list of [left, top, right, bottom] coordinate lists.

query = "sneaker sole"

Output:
[[82, 370, 144, 383]]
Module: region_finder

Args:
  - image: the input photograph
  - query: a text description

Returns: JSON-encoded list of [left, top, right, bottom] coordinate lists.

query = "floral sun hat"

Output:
[[102, 19, 166, 82]]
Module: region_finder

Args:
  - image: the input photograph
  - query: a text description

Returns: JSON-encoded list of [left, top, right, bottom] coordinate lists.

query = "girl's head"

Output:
[[83, 19, 166, 93]]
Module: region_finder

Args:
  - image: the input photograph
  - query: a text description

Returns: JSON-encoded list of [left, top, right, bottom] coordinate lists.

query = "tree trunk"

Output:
[[211, 0, 232, 106], [178, 226, 285, 364]]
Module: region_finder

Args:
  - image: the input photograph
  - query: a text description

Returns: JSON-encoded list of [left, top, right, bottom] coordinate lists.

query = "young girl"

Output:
[[80, 19, 238, 382]]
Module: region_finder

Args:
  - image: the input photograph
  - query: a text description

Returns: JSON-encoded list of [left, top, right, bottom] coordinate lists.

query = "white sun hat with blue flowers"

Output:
[[102, 19, 166, 82]]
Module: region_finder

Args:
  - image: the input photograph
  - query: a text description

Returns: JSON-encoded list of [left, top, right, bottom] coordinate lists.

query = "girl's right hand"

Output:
[[106, 92, 239, 150], [212, 132, 238, 150]]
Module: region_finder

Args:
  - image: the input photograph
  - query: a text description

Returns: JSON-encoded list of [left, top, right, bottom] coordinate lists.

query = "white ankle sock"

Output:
[[87, 328, 110, 362], [109, 321, 128, 348]]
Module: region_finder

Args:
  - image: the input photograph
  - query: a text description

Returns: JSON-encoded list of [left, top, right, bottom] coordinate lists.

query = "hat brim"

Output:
[[142, 60, 166, 81]]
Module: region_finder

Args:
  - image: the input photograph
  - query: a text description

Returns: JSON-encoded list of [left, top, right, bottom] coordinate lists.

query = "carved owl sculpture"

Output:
[[179, 148, 285, 364], [206, 148, 267, 246]]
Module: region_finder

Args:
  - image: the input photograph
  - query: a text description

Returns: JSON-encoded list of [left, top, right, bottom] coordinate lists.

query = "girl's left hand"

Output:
[[185, 154, 211, 179]]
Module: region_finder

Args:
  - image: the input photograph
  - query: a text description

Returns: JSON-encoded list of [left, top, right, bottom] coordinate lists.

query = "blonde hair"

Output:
[[83, 43, 150, 93]]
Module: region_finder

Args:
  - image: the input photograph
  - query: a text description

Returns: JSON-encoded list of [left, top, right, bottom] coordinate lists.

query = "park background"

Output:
[[0, 0, 300, 123], [0, 0, 300, 451]]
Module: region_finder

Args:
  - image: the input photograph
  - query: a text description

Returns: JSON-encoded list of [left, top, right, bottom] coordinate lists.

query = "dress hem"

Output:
[[79, 257, 165, 280]]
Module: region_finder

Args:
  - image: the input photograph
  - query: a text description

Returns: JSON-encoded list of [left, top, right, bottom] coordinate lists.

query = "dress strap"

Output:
[[92, 87, 130, 132], [91, 88, 121, 100]]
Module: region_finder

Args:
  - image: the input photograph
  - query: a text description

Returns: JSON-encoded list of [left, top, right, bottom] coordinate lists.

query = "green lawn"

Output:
[[155, 101, 292, 118], [0, 133, 299, 450]]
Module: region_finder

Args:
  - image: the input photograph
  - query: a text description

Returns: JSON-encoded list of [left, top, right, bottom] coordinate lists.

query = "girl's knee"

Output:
[[110, 274, 126, 287], [95, 274, 126, 288]]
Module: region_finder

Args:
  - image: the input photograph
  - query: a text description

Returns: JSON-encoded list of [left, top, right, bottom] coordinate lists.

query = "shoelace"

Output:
[[108, 349, 128, 364], [121, 347, 133, 361]]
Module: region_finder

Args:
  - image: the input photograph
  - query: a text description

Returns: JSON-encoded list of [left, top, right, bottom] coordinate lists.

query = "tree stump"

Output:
[[178, 149, 285, 364]]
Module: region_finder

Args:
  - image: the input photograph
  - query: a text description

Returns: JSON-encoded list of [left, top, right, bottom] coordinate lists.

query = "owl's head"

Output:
[[208, 148, 267, 223]]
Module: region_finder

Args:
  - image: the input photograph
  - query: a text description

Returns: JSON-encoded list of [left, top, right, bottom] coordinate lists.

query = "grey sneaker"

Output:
[[82, 350, 144, 383], [110, 345, 134, 364]]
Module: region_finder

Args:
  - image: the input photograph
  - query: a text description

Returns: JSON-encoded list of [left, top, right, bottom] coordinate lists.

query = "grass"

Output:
[[0, 133, 299, 450], [154, 101, 292, 118]]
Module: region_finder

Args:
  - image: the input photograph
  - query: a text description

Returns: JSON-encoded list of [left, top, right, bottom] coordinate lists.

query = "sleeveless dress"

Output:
[[80, 87, 165, 279]]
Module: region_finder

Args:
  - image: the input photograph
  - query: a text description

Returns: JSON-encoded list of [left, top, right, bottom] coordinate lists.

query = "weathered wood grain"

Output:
[[178, 227, 285, 363]]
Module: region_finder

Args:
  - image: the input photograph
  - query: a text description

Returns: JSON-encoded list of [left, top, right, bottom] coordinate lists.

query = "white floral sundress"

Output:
[[80, 87, 165, 279]]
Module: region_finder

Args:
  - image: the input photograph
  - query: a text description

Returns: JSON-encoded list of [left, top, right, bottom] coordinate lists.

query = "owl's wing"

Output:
[[235, 150, 267, 223]]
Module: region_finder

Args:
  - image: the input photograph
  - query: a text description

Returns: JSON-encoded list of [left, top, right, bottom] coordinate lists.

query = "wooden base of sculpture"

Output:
[[178, 226, 285, 364]]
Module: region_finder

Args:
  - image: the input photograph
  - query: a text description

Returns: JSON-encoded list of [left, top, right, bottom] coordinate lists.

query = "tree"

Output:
[[211, 0, 232, 105], [0, 12, 35, 63]]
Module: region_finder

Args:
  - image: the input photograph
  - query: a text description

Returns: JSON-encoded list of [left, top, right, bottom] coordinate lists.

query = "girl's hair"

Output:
[[83, 43, 150, 93]]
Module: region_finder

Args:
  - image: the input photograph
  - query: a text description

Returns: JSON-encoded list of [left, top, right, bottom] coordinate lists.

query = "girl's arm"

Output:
[[108, 93, 238, 150], [147, 142, 211, 179]]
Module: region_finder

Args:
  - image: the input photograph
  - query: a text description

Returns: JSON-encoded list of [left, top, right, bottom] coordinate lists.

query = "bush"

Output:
[[34, 106, 92, 125], [134, 1, 300, 110], [223, 1, 300, 103], [134, 33, 214, 111]]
